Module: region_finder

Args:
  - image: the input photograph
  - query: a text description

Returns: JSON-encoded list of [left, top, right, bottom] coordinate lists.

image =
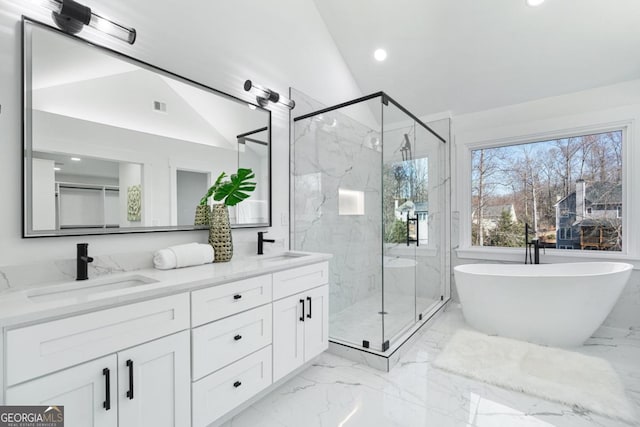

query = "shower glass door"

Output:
[[414, 120, 448, 319], [381, 98, 418, 348], [291, 97, 384, 351]]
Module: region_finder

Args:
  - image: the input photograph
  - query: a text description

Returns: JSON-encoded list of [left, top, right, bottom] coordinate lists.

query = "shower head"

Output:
[[401, 134, 412, 161]]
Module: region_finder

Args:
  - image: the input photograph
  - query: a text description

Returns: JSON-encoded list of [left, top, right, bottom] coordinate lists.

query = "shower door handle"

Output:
[[406, 213, 419, 246]]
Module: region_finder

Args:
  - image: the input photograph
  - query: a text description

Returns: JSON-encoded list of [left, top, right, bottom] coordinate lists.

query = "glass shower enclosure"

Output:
[[291, 92, 450, 352]]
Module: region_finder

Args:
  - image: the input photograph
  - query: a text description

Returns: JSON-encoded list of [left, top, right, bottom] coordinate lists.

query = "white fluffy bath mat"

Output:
[[433, 329, 637, 424]]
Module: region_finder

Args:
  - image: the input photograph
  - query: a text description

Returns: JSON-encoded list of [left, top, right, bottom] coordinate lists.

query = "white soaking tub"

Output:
[[454, 262, 633, 347]]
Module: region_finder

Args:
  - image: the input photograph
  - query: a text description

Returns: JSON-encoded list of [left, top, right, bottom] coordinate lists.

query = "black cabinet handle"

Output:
[[233, 294, 242, 300], [102, 368, 111, 411], [307, 296, 312, 319], [126, 359, 134, 400], [234, 334, 242, 341], [233, 381, 242, 388], [299, 299, 305, 321]]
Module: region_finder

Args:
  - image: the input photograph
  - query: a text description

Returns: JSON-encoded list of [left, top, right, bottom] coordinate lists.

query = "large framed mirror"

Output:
[[22, 18, 271, 237]]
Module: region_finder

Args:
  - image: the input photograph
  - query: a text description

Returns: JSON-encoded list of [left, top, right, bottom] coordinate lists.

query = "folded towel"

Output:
[[153, 243, 214, 270]]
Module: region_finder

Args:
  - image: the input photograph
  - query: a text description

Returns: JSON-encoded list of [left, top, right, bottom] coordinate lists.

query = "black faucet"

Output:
[[524, 223, 541, 264], [257, 231, 275, 255], [76, 243, 94, 280]]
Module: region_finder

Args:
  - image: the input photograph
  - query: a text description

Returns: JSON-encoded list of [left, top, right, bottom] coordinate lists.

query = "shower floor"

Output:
[[330, 293, 438, 350]]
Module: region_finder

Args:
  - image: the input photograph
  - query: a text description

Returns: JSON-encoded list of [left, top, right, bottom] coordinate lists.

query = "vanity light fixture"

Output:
[[243, 80, 295, 110], [38, 0, 137, 44]]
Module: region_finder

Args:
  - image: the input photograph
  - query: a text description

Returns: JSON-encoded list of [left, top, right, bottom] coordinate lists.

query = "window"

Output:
[[471, 130, 623, 251]]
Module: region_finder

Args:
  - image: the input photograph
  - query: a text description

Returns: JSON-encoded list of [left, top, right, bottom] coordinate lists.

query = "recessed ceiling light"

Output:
[[374, 48, 387, 62], [71, 157, 81, 161], [526, 0, 545, 6]]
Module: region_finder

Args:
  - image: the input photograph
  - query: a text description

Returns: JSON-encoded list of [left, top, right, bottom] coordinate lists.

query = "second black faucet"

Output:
[[257, 231, 275, 255], [77, 243, 94, 280]]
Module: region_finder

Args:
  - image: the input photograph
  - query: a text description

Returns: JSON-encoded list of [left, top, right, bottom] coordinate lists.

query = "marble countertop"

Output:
[[0, 251, 331, 328]]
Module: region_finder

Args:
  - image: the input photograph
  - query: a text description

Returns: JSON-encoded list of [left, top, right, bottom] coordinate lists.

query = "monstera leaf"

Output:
[[213, 168, 256, 206], [199, 171, 227, 206]]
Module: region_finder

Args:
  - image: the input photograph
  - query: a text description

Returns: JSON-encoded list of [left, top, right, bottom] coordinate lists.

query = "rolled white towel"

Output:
[[153, 248, 177, 270], [153, 243, 215, 270]]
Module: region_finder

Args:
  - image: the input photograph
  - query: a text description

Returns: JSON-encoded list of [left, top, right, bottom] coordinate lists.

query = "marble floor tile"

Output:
[[225, 305, 640, 427]]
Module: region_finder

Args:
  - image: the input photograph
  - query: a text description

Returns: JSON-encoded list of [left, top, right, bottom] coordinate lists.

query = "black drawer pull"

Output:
[[233, 381, 242, 388], [102, 368, 111, 411], [233, 294, 242, 300], [126, 359, 134, 400], [307, 296, 312, 319], [234, 334, 242, 341], [299, 299, 305, 321]]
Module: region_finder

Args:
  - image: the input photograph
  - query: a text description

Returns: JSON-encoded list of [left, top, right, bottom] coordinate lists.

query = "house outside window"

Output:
[[471, 130, 623, 252]]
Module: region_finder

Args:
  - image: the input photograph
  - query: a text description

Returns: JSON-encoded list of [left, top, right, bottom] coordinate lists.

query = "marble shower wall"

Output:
[[291, 94, 383, 319]]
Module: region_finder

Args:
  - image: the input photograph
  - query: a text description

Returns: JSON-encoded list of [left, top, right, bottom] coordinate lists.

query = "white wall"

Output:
[[452, 79, 640, 330], [31, 158, 55, 230], [0, 0, 364, 265]]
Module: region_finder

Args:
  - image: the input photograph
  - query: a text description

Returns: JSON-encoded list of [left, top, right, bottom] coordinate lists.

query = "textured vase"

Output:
[[209, 204, 233, 262], [194, 205, 211, 226]]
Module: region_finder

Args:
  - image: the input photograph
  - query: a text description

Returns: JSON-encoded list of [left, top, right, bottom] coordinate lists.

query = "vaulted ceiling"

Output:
[[313, 0, 640, 117]]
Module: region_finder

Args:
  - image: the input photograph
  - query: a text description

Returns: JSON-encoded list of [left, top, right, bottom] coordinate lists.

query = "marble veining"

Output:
[[0, 251, 154, 290], [222, 305, 640, 427], [0, 250, 330, 327], [0, 239, 286, 291]]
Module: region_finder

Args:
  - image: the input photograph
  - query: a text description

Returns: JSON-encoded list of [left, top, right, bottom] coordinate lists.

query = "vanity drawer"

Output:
[[192, 345, 272, 427], [272, 262, 329, 300], [192, 304, 272, 380], [191, 274, 272, 326], [6, 293, 190, 386]]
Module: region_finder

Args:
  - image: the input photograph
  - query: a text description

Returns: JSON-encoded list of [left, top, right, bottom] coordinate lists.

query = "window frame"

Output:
[[457, 119, 637, 262]]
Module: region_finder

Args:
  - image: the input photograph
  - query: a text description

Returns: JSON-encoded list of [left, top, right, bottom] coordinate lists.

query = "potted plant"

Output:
[[199, 168, 256, 262]]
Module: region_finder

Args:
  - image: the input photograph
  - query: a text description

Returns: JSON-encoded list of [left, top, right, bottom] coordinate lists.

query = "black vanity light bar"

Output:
[[244, 80, 295, 110], [39, 0, 136, 44]]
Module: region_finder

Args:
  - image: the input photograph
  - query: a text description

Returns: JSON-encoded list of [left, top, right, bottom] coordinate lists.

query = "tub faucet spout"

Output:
[[525, 223, 541, 264]]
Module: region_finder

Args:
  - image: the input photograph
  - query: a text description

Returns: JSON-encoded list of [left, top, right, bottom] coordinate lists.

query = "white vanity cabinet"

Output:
[[191, 274, 274, 427], [272, 264, 329, 382], [1, 258, 330, 427], [6, 331, 190, 427], [5, 355, 117, 427], [118, 331, 191, 427]]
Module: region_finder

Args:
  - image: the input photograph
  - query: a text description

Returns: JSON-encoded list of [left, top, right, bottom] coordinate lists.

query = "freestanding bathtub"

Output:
[[454, 262, 633, 347]]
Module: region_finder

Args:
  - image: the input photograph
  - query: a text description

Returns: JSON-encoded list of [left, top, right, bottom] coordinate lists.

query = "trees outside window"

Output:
[[471, 130, 623, 251]]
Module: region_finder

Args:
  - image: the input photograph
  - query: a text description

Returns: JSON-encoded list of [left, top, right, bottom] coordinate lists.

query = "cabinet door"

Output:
[[5, 355, 117, 427], [118, 331, 190, 427], [272, 292, 305, 382], [304, 285, 329, 361]]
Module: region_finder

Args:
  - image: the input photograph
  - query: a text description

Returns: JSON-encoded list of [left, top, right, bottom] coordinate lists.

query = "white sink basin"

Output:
[[27, 274, 158, 303], [262, 252, 310, 262]]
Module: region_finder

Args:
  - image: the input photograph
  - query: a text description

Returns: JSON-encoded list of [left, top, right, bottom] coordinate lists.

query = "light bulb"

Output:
[[374, 48, 387, 62]]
